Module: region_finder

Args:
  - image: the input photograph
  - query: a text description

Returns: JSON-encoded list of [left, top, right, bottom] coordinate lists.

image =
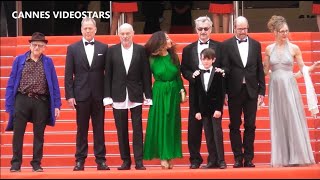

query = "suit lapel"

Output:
[[192, 44, 199, 66], [90, 43, 98, 68], [200, 73, 206, 92], [246, 37, 253, 66], [116, 44, 128, 74], [232, 37, 244, 68], [78, 41, 90, 69], [128, 43, 137, 74], [207, 69, 215, 91]]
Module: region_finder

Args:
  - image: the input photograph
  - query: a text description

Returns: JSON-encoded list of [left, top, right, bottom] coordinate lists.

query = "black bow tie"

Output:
[[201, 69, 210, 73], [85, 41, 94, 46], [237, 39, 247, 44], [199, 40, 209, 45]]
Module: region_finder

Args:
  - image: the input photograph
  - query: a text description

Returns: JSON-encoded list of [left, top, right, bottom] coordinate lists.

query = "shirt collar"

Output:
[[82, 37, 95, 45], [25, 51, 43, 62], [198, 39, 210, 45], [235, 36, 248, 42]]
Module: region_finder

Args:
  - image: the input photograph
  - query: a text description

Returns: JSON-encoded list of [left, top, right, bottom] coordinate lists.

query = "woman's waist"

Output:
[[270, 64, 293, 72]]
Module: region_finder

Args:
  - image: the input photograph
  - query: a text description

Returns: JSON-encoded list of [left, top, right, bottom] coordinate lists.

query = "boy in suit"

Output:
[[192, 48, 226, 169]]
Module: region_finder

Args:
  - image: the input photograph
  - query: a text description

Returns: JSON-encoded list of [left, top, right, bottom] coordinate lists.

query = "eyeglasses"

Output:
[[31, 43, 45, 48], [236, 28, 248, 32], [197, 27, 210, 31], [278, 30, 289, 34]]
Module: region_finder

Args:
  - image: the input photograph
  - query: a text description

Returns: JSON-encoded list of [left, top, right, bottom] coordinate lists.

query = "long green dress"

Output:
[[143, 54, 184, 160]]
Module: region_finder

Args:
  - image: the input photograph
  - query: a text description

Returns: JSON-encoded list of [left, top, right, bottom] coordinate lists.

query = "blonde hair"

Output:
[[267, 15, 287, 32]]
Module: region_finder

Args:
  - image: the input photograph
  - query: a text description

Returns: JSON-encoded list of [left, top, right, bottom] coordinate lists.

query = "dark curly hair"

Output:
[[144, 31, 180, 66]]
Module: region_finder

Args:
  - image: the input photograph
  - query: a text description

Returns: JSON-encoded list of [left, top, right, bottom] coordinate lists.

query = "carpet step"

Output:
[[0, 152, 273, 167], [0, 140, 275, 155], [0, 118, 317, 138]]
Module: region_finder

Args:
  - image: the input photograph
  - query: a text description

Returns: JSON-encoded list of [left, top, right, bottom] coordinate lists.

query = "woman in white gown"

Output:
[[263, 15, 317, 167]]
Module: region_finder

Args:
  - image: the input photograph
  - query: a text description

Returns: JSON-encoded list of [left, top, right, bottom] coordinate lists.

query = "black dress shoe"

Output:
[[73, 162, 84, 171], [233, 160, 243, 168], [97, 162, 110, 170], [135, 165, 146, 170], [190, 163, 200, 169], [201, 162, 218, 169], [244, 160, 255, 167], [135, 161, 146, 170], [118, 161, 131, 170], [218, 161, 227, 169], [10, 166, 21, 172], [32, 164, 43, 172]]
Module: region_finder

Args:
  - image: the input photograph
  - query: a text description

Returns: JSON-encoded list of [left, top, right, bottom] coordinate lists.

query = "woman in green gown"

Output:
[[143, 31, 185, 169]]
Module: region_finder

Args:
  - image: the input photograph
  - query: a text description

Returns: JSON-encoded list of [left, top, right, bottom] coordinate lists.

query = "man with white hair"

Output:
[[181, 16, 226, 169], [104, 23, 152, 170]]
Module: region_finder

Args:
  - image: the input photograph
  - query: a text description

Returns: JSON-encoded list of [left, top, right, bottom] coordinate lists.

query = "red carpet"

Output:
[[1, 164, 320, 179]]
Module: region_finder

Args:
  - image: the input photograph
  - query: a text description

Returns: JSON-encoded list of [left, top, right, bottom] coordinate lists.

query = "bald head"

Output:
[[234, 16, 249, 40], [118, 23, 134, 48], [118, 23, 134, 34], [234, 16, 249, 29]]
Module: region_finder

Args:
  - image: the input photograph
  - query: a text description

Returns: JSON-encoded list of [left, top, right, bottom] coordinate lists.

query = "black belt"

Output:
[[19, 92, 48, 101]]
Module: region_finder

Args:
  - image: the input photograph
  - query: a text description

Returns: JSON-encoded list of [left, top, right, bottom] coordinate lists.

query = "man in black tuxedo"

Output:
[[104, 23, 152, 170], [192, 48, 226, 169], [221, 16, 265, 168], [65, 17, 109, 171], [181, 16, 223, 169]]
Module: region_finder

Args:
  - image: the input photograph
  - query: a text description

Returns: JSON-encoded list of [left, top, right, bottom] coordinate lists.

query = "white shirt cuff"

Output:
[[103, 97, 113, 106]]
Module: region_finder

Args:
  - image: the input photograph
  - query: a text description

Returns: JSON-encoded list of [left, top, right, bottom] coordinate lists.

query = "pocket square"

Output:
[[98, 53, 103, 56]]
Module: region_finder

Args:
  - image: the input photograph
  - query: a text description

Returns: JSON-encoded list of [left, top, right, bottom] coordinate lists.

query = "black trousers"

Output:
[[11, 93, 49, 167], [113, 105, 143, 164], [203, 116, 225, 164], [75, 97, 106, 164], [228, 84, 257, 162]]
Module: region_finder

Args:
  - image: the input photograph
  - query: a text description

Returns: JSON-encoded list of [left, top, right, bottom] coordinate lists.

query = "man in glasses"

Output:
[[181, 16, 225, 169], [5, 32, 62, 172], [221, 16, 265, 168]]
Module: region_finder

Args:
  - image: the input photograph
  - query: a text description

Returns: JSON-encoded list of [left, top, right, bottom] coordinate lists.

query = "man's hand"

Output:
[[257, 95, 265, 110], [143, 99, 153, 106], [213, 111, 221, 118], [224, 94, 228, 106], [67, 98, 76, 110], [215, 67, 225, 77], [195, 113, 202, 120], [55, 108, 60, 119], [192, 70, 200, 78]]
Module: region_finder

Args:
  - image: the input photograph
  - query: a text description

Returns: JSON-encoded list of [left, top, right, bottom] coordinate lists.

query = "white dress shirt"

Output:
[[236, 37, 249, 83], [203, 66, 213, 92], [197, 39, 209, 70], [82, 38, 94, 66]]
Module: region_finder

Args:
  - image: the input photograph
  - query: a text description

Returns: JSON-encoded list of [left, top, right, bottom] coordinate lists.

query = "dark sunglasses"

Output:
[[197, 27, 210, 31]]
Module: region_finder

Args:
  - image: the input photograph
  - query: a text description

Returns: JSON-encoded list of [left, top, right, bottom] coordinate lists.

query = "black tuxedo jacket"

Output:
[[65, 40, 108, 101], [181, 39, 222, 85], [104, 43, 152, 102], [221, 36, 265, 99], [192, 70, 225, 117]]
